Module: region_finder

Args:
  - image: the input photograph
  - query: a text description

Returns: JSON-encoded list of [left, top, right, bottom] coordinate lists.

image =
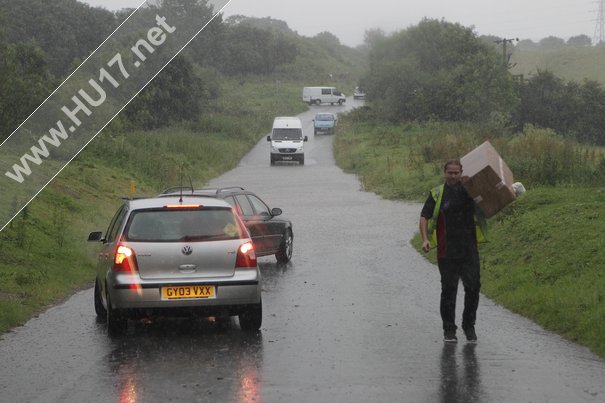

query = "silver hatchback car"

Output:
[[88, 195, 262, 335]]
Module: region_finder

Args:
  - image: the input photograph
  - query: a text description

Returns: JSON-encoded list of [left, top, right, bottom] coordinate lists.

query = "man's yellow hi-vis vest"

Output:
[[428, 184, 487, 249]]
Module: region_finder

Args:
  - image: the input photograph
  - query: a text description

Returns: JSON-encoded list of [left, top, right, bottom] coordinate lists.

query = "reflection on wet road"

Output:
[[439, 343, 484, 403], [108, 319, 263, 403], [1, 98, 605, 402]]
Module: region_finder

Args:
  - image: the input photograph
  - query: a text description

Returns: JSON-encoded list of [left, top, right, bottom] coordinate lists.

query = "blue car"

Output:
[[313, 112, 337, 135]]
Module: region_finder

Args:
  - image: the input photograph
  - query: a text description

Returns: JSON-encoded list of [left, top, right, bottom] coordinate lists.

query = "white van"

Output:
[[266, 117, 308, 165], [302, 86, 346, 105]]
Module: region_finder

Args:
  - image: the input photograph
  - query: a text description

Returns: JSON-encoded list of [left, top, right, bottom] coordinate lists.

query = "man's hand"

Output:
[[419, 216, 431, 253]]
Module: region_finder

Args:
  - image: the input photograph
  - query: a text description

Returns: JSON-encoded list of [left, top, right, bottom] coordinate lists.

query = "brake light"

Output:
[[164, 204, 201, 208], [114, 244, 139, 272], [235, 242, 257, 268]]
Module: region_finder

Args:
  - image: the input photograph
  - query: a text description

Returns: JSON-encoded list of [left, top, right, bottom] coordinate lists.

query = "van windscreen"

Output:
[[272, 128, 303, 140]]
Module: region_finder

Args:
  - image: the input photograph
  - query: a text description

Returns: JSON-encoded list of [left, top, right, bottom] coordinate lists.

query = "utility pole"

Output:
[[595, 0, 605, 45], [494, 38, 519, 67]]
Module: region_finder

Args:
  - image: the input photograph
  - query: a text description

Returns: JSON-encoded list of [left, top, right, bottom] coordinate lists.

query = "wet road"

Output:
[[2, 98, 605, 402]]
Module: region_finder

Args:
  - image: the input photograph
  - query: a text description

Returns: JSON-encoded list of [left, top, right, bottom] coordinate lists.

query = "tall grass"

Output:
[[85, 78, 309, 191], [503, 125, 605, 186], [85, 127, 251, 190], [335, 110, 604, 203]]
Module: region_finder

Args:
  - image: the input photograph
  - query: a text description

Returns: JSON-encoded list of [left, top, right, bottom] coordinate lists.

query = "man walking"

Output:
[[419, 159, 486, 343]]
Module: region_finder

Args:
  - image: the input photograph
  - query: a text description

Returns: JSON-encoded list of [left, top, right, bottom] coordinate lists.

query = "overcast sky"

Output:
[[82, 0, 597, 47]]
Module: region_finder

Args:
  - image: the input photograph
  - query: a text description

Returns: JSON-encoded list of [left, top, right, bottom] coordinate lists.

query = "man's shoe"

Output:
[[443, 330, 457, 343], [464, 326, 477, 342]]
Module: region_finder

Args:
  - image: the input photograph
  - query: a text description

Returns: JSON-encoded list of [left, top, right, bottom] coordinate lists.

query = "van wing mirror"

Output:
[[304, 136, 308, 142], [266, 135, 271, 142]]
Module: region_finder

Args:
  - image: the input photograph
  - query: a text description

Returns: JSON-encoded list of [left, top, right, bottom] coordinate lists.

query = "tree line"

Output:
[[361, 19, 605, 146], [0, 0, 303, 141], [3, 2, 601, 146]]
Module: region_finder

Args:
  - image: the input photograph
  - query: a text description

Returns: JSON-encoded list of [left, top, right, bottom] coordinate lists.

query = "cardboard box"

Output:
[[460, 141, 515, 218]]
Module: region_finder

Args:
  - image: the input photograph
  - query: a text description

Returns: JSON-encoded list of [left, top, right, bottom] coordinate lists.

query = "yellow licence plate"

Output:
[[161, 285, 215, 300]]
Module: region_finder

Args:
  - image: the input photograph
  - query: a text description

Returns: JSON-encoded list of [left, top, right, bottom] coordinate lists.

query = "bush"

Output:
[[504, 125, 601, 186]]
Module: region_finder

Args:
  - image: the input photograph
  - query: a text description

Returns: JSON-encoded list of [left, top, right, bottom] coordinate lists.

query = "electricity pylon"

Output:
[[595, 0, 605, 45]]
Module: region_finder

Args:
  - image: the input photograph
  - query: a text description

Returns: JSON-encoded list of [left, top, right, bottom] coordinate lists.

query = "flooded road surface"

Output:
[[1, 99, 605, 402]]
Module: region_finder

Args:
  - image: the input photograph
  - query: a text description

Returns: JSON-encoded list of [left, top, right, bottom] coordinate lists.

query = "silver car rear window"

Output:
[[124, 207, 243, 242]]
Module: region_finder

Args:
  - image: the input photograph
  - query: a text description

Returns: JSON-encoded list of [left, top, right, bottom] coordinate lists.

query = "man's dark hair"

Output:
[[444, 159, 462, 171]]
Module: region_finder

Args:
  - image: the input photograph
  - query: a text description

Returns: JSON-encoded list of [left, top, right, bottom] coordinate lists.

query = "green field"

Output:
[[511, 46, 605, 85]]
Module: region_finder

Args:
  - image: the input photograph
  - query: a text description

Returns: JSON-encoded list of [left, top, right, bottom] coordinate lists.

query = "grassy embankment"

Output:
[[511, 46, 605, 85], [0, 78, 308, 334], [333, 111, 605, 358]]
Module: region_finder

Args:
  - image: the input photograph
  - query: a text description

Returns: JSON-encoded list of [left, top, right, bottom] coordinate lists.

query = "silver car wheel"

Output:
[[94, 278, 107, 320]]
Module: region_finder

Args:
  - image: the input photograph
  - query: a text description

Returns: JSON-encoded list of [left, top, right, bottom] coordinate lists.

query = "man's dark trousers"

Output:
[[437, 251, 481, 332]]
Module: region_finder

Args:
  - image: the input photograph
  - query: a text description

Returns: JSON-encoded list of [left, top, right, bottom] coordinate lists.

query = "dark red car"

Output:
[[160, 187, 293, 263]]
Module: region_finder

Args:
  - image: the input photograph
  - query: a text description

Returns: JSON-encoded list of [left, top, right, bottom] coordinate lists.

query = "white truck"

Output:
[[302, 86, 346, 105], [266, 117, 308, 165]]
